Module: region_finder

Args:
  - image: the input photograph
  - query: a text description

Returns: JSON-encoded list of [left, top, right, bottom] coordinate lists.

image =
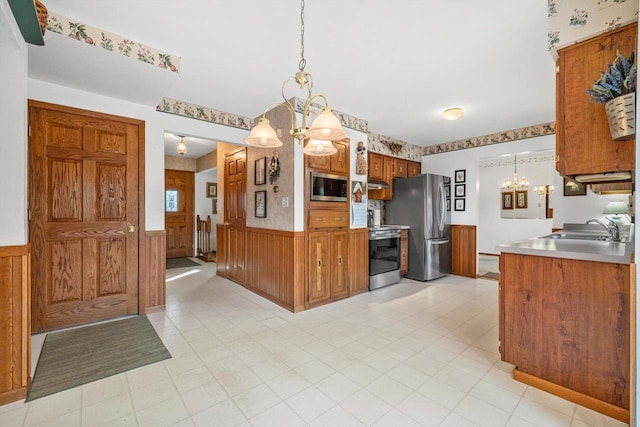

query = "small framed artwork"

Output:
[[255, 190, 267, 218], [255, 157, 267, 185], [563, 178, 587, 196], [212, 198, 217, 214], [454, 198, 465, 211], [515, 190, 528, 209], [443, 176, 451, 184], [444, 185, 451, 198], [206, 182, 217, 198], [454, 184, 465, 197], [446, 198, 451, 212], [454, 169, 466, 183], [502, 191, 514, 210]]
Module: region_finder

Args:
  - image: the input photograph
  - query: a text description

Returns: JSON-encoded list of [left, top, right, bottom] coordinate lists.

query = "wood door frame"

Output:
[[27, 100, 150, 315], [223, 146, 247, 282]]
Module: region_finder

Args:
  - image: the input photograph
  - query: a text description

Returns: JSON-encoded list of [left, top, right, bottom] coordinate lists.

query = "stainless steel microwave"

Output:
[[310, 172, 348, 202]]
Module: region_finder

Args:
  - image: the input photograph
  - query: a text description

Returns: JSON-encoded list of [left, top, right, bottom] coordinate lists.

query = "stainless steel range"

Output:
[[368, 226, 401, 290]]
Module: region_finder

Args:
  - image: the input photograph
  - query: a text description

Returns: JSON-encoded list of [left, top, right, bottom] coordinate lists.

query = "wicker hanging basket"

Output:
[[35, 0, 48, 36], [604, 92, 636, 141]]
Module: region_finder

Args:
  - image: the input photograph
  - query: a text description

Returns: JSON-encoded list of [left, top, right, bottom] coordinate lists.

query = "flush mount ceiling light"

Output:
[[442, 107, 464, 121], [176, 135, 187, 156], [244, 0, 346, 156]]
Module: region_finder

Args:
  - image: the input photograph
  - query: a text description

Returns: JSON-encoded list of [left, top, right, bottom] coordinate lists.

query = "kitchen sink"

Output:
[[542, 233, 626, 243]]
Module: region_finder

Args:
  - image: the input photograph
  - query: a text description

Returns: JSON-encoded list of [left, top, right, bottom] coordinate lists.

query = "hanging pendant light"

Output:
[[502, 154, 528, 191], [176, 136, 187, 156], [245, 0, 347, 155], [303, 138, 338, 156]]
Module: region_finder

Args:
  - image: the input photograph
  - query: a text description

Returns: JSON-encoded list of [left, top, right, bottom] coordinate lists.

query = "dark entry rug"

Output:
[[166, 257, 200, 269], [478, 272, 500, 281], [27, 316, 171, 401]]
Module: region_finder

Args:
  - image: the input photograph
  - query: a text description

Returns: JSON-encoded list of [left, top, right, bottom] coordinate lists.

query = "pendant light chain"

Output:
[[298, 0, 306, 71]]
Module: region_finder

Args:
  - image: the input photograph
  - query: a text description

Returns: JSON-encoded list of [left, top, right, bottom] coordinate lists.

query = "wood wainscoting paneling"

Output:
[[216, 224, 226, 278], [140, 231, 165, 314], [348, 228, 369, 295], [451, 224, 477, 278], [246, 228, 305, 312], [0, 244, 31, 405]]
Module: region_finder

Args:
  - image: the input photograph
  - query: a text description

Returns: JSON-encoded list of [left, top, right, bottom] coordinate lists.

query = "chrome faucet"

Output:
[[585, 218, 620, 241]]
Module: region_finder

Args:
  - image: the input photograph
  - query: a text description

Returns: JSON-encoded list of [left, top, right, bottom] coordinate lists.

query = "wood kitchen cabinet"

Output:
[[556, 23, 636, 179], [369, 155, 394, 200], [306, 140, 349, 175], [451, 225, 476, 278], [393, 159, 408, 178], [500, 253, 631, 422], [400, 229, 408, 276], [307, 230, 348, 307], [407, 161, 421, 177], [368, 152, 384, 180]]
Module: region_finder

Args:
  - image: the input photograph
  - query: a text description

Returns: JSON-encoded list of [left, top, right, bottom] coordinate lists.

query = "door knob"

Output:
[[128, 225, 136, 233]]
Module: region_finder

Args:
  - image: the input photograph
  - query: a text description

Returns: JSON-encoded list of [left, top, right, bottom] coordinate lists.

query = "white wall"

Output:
[[0, 4, 28, 246], [195, 168, 217, 253], [422, 134, 631, 255], [28, 79, 249, 231]]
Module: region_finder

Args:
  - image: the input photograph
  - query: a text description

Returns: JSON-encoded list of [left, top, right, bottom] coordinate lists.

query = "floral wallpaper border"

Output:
[[479, 151, 555, 170], [367, 133, 423, 161], [157, 98, 253, 130], [423, 123, 556, 156], [46, 12, 181, 73], [548, 1, 638, 54]]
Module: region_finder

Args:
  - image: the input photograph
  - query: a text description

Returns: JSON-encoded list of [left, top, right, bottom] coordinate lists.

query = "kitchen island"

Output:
[[498, 224, 634, 423]]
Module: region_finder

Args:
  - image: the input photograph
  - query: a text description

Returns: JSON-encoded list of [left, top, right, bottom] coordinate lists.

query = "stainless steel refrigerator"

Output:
[[386, 174, 451, 281]]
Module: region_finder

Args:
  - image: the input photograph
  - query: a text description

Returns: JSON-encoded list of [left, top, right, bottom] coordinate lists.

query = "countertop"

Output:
[[497, 224, 635, 264]]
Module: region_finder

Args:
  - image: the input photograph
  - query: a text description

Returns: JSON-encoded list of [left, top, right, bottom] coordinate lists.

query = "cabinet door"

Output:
[[408, 161, 421, 177], [306, 151, 331, 171], [330, 231, 349, 300], [331, 140, 349, 175], [393, 159, 408, 178], [308, 232, 331, 306], [556, 23, 636, 177], [368, 153, 384, 180], [380, 156, 394, 200], [400, 229, 408, 276]]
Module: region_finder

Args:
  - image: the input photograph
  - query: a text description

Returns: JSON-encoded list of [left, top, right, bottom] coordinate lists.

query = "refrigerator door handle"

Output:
[[431, 238, 450, 245], [438, 181, 446, 232]]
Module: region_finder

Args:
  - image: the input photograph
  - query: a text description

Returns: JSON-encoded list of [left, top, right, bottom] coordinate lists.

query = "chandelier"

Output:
[[244, 0, 347, 156], [502, 155, 528, 191], [176, 136, 187, 156]]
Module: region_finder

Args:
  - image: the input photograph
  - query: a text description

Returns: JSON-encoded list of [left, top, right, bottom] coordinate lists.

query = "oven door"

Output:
[[369, 235, 400, 276]]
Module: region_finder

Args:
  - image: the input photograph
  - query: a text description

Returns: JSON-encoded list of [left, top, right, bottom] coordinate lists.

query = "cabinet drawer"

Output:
[[309, 210, 349, 229]]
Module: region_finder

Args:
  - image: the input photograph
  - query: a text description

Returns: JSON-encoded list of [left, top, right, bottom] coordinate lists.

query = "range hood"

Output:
[[368, 179, 389, 190], [574, 172, 632, 183]]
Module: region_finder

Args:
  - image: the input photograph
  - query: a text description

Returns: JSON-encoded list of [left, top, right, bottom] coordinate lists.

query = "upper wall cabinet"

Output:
[[368, 152, 421, 200], [556, 23, 636, 180], [306, 140, 349, 175]]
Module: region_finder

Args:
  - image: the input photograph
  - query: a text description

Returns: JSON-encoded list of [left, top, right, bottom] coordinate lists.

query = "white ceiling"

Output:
[[27, 0, 556, 155]]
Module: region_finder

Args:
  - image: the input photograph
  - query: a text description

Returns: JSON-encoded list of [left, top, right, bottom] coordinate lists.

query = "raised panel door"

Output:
[[224, 149, 247, 284], [306, 150, 331, 170], [330, 231, 349, 300], [308, 231, 330, 306], [368, 153, 383, 180], [408, 161, 421, 177], [165, 169, 195, 258], [393, 159, 408, 178], [29, 103, 139, 332], [400, 229, 408, 276], [331, 140, 349, 175]]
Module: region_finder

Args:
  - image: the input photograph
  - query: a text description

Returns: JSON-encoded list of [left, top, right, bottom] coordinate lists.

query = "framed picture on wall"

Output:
[[515, 190, 528, 209], [255, 157, 267, 185], [454, 184, 465, 197], [454, 169, 466, 183], [454, 198, 465, 211], [255, 190, 267, 218], [444, 176, 451, 184], [446, 198, 451, 212], [444, 185, 451, 198], [563, 178, 587, 196], [206, 182, 217, 198], [502, 191, 514, 210]]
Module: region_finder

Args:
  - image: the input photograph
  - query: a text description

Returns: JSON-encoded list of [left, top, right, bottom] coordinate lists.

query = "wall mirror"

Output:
[[479, 149, 555, 219]]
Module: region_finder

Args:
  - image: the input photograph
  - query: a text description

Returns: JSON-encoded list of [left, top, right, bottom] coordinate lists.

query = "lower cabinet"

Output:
[[308, 230, 349, 307], [400, 229, 408, 276], [451, 225, 476, 278]]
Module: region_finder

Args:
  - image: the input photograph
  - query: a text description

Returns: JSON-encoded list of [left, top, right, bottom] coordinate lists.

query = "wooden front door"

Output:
[[164, 169, 195, 258], [224, 148, 246, 284], [29, 101, 141, 333]]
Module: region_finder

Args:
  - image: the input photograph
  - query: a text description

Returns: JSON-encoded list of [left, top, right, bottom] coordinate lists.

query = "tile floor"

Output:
[[0, 260, 628, 427]]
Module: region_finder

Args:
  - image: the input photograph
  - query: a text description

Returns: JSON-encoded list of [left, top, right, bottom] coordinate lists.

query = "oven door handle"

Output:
[[369, 233, 401, 240]]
